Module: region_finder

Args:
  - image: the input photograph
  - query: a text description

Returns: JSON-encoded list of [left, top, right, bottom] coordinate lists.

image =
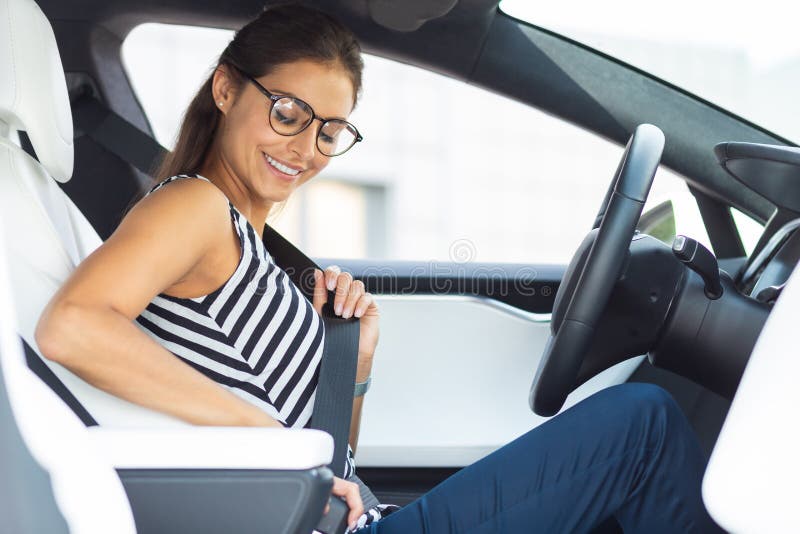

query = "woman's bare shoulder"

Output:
[[114, 177, 234, 265], [134, 176, 228, 217], [50, 177, 233, 318]]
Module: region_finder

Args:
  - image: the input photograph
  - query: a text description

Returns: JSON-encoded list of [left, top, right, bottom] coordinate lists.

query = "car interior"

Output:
[[1, 0, 798, 532]]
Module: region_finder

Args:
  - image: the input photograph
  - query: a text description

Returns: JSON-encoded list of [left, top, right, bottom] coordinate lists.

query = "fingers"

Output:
[[353, 292, 376, 319], [311, 269, 327, 315], [332, 271, 352, 316], [331, 476, 364, 529], [341, 279, 365, 319], [318, 266, 376, 319], [323, 265, 342, 291]]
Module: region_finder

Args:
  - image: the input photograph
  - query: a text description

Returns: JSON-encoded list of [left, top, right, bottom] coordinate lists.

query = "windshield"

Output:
[[501, 0, 800, 144]]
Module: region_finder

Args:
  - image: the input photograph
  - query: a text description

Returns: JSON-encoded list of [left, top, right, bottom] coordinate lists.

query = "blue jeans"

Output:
[[369, 383, 723, 533]]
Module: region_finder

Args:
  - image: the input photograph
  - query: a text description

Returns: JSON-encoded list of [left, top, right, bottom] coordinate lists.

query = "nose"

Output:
[[287, 122, 318, 162]]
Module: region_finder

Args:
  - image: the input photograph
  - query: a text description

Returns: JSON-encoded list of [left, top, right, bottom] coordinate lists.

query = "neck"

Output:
[[197, 149, 274, 239]]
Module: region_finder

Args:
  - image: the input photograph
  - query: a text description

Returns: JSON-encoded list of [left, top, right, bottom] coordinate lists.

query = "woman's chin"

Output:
[[253, 174, 294, 201], [262, 187, 294, 204]]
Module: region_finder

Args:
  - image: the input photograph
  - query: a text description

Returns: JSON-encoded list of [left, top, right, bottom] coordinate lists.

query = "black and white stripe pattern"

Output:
[[134, 175, 325, 428], [349, 505, 401, 532]]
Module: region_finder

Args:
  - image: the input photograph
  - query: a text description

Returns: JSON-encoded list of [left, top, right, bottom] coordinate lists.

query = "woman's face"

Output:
[[214, 59, 355, 203]]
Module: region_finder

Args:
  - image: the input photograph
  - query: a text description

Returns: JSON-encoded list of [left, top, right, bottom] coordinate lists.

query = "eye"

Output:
[[318, 131, 336, 145], [274, 109, 298, 126], [320, 121, 350, 145]]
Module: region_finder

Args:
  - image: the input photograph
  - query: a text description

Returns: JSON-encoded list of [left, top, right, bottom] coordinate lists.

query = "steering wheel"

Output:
[[529, 124, 665, 416]]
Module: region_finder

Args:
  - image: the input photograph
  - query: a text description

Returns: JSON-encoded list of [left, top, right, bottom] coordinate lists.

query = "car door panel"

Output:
[[321, 260, 645, 468]]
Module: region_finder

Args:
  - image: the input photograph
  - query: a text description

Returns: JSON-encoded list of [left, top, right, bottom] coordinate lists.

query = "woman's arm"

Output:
[[35, 179, 282, 428], [37, 302, 280, 426], [348, 351, 374, 454]]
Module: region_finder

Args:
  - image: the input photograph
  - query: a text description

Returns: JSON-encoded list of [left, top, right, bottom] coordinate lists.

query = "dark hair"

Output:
[[154, 3, 364, 182]]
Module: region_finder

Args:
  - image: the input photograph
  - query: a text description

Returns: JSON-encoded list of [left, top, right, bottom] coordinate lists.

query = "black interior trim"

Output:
[[316, 258, 565, 314], [715, 142, 800, 214], [53, 19, 154, 239], [72, 92, 168, 176], [21, 337, 98, 427], [118, 468, 333, 534], [747, 209, 800, 268], [357, 467, 460, 507], [690, 186, 746, 260]]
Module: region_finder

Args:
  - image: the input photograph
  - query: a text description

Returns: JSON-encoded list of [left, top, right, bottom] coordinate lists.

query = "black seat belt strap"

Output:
[[20, 337, 98, 427], [71, 94, 168, 176], [262, 224, 360, 479]]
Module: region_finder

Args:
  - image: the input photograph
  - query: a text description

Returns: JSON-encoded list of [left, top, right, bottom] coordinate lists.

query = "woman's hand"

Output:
[[325, 476, 364, 531], [312, 266, 379, 379]]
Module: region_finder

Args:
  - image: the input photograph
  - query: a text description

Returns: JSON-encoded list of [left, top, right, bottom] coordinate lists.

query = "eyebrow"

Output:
[[268, 87, 296, 98]]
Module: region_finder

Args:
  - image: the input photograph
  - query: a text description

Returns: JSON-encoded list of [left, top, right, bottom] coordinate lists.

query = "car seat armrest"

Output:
[[86, 427, 333, 470]]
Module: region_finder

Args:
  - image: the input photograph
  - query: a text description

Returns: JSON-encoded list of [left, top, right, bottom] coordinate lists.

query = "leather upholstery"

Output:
[[0, 193, 136, 534], [0, 0, 73, 182]]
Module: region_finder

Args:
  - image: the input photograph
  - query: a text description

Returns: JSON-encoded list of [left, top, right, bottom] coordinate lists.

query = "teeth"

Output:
[[265, 154, 300, 176]]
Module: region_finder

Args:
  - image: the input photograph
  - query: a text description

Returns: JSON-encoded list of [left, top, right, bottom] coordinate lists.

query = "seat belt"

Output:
[[71, 93, 167, 175], [66, 94, 362, 479], [21, 337, 98, 427], [262, 225, 360, 479]]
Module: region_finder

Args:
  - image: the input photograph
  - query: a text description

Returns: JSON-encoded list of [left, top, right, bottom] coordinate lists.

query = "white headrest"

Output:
[[0, 0, 73, 182]]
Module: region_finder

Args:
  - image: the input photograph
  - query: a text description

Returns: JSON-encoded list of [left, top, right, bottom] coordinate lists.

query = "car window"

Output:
[[730, 207, 764, 256], [640, 172, 711, 250], [123, 23, 710, 263]]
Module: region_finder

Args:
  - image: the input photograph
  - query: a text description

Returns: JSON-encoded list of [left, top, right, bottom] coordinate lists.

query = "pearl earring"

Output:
[[218, 101, 224, 107]]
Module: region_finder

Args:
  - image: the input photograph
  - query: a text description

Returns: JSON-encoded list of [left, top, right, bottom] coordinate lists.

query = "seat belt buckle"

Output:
[[315, 496, 349, 534]]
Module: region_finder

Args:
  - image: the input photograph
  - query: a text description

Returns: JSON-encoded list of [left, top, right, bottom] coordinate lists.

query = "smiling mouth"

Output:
[[263, 152, 302, 177]]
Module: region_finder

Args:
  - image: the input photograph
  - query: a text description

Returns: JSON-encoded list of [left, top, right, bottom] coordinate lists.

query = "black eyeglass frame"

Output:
[[233, 67, 363, 157]]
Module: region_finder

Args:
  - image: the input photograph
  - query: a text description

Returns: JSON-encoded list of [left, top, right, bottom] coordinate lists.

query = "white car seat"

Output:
[[703, 258, 800, 532], [0, 205, 137, 533]]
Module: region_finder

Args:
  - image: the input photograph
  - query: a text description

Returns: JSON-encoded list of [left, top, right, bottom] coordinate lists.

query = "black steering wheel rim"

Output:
[[529, 124, 665, 416]]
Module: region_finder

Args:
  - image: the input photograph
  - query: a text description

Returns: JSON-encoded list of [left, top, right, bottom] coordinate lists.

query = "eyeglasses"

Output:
[[235, 67, 363, 157]]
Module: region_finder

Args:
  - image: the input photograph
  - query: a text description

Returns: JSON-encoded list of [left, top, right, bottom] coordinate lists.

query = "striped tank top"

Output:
[[134, 174, 325, 428]]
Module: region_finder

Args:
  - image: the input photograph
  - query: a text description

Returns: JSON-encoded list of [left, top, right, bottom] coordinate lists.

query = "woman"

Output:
[[35, 4, 722, 533]]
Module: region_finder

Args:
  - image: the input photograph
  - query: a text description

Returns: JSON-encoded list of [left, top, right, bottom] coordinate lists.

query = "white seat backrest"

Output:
[[0, 0, 184, 427], [0, 140, 185, 427], [0, 180, 136, 533], [703, 260, 800, 533]]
